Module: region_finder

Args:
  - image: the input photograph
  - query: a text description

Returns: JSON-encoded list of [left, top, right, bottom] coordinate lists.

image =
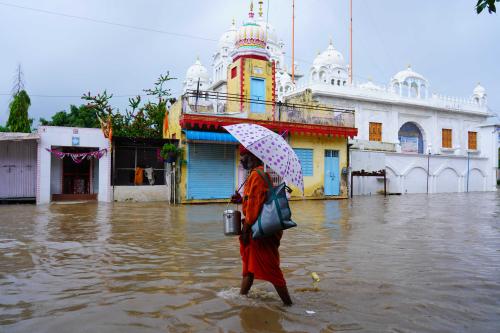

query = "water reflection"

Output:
[[0, 192, 499, 332]]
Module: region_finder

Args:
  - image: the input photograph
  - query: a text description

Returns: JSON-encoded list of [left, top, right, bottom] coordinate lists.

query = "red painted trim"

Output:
[[271, 61, 276, 120], [233, 54, 269, 62], [180, 114, 358, 138], [240, 58, 245, 111]]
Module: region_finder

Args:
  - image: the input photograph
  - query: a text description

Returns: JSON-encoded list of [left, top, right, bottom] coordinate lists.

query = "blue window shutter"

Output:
[[250, 77, 266, 113], [187, 143, 235, 199], [294, 148, 313, 176]]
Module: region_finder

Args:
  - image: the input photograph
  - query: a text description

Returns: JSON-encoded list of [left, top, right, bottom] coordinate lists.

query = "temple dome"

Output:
[[232, 2, 269, 60], [473, 82, 486, 96], [218, 21, 237, 50], [313, 41, 345, 68], [392, 65, 427, 83], [186, 58, 209, 82]]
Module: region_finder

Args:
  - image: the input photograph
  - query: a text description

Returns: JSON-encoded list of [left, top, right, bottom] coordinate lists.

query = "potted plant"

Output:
[[161, 143, 181, 163]]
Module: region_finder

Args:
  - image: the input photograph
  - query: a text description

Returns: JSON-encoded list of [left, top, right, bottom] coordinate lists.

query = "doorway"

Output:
[[52, 147, 98, 201], [324, 150, 340, 196]]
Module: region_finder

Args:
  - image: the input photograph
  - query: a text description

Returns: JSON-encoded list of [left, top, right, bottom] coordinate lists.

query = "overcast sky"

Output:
[[1, 0, 499, 126]]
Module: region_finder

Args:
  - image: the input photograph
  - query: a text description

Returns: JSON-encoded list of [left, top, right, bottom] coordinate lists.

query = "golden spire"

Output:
[[249, 1, 254, 18], [258, 0, 263, 17]]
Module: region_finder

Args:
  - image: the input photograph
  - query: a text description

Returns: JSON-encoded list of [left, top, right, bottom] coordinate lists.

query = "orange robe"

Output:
[[134, 167, 144, 185], [240, 166, 286, 287]]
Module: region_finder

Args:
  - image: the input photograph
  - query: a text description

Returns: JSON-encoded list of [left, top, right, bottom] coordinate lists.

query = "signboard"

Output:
[[400, 136, 418, 153], [72, 136, 80, 146]]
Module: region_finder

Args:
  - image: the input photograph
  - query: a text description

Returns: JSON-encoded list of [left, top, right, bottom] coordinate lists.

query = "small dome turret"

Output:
[[183, 58, 211, 93], [309, 40, 348, 86], [391, 65, 428, 99], [472, 82, 487, 106]]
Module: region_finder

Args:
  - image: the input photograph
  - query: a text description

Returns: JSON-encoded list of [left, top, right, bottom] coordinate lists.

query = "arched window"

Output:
[[420, 84, 426, 98], [337, 80, 341, 86], [343, 81, 346, 86], [393, 82, 400, 94], [398, 122, 424, 154], [311, 71, 317, 82], [319, 71, 325, 81], [331, 79, 335, 85], [402, 82, 409, 97], [410, 82, 418, 98]]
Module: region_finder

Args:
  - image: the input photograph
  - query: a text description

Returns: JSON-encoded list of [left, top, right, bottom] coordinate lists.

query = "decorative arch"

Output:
[[435, 166, 460, 177], [398, 121, 425, 154], [393, 82, 400, 93], [420, 84, 427, 98], [385, 164, 401, 177], [410, 82, 418, 98], [462, 167, 486, 178], [311, 71, 317, 82], [403, 166, 427, 177], [319, 71, 326, 82], [402, 81, 409, 96]]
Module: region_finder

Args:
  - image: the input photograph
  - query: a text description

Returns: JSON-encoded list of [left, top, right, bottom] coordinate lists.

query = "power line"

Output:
[[0, 1, 217, 42], [0, 2, 392, 91], [0, 92, 183, 98]]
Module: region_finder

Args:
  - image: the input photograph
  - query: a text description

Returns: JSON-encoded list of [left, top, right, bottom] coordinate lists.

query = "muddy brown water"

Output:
[[1, 193, 499, 332]]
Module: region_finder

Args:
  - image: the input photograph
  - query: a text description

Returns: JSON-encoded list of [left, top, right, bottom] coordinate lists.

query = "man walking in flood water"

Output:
[[232, 147, 293, 306]]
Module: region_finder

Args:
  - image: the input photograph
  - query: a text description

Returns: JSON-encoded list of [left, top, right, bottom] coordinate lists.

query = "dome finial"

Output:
[[407, 63, 412, 69], [258, 0, 263, 17], [249, 1, 255, 19], [232, 17, 235, 26]]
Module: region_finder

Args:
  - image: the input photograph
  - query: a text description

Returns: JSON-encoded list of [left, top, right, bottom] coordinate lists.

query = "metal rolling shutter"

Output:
[[187, 143, 235, 199]]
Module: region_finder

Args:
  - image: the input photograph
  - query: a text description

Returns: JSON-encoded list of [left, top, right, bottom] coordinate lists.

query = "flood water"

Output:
[[1, 192, 499, 333]]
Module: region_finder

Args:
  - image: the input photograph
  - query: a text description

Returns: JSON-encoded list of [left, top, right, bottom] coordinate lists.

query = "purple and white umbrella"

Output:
[[223, 123, 304, 193]]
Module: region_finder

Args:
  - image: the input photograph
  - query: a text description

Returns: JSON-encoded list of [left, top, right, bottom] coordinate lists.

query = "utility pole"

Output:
[[292, 0, 295, 83], [349, 0, 353, 84], [466, 151, 470, 192]]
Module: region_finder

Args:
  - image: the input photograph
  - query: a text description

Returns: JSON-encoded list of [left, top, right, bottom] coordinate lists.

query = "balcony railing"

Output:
[[182, 90, 355, 128]]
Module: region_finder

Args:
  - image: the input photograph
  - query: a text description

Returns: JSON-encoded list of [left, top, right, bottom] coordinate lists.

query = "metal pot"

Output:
[[223, 209, 242, 236]]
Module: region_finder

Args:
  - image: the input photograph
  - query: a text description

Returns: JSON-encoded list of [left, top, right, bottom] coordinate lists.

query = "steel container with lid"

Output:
[[223, 209, 242, 236]]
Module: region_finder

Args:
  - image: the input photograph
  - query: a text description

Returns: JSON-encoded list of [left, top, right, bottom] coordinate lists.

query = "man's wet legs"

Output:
[[240, 273, 254, 295], [274, 284, 293, 306]]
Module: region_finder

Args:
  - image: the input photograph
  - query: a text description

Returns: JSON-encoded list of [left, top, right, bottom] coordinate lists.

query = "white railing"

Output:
[[291, 81, 487, 114]]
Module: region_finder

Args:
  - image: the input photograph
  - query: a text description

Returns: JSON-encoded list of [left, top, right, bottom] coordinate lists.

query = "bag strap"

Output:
[[255, 169, 286, 229], [255, 169, 273, 191]]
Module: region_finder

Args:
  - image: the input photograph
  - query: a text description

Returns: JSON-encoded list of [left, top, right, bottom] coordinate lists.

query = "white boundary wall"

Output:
[[351, 149, 496, 195], [37, 126, 111, 204]]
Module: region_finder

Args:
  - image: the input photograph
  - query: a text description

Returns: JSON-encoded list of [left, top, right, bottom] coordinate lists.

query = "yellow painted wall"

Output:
[[164, 100, 182, 140], [289, 134, 349, 198], [243, 58, 274, 121], [226, 57, 274, 120], [227, 59, 242, 114]]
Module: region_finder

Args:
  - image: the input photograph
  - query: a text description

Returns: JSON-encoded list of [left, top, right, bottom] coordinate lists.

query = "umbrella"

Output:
[[223, 123, 304, 193]]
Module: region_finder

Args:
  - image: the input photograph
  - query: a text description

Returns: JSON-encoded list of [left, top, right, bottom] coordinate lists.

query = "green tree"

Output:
[[39, 104, 101, 128], [476, 0, 499, 13], [7, 90, 32, 133], [0, 124, 9, 132], [82, 72, 175, 138]]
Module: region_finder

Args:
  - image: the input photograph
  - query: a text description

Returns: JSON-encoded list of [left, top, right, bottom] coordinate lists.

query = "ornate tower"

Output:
[[226, 1, 276, 120]]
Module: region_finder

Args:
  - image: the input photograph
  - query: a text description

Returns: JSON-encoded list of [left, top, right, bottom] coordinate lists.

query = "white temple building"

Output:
[[181, 0, 498, 194]]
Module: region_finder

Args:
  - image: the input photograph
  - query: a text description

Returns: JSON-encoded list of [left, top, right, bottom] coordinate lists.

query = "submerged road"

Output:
[[1, 192, 499, 332]]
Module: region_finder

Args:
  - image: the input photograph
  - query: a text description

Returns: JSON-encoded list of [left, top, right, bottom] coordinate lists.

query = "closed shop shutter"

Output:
[[0, 141, 37, 199], [187, 143, 235, 199]]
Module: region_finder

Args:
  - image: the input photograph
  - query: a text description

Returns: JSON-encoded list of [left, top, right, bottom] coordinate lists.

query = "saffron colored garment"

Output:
[[134, 167, 144, 185], [240, 166, 286, 287]]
